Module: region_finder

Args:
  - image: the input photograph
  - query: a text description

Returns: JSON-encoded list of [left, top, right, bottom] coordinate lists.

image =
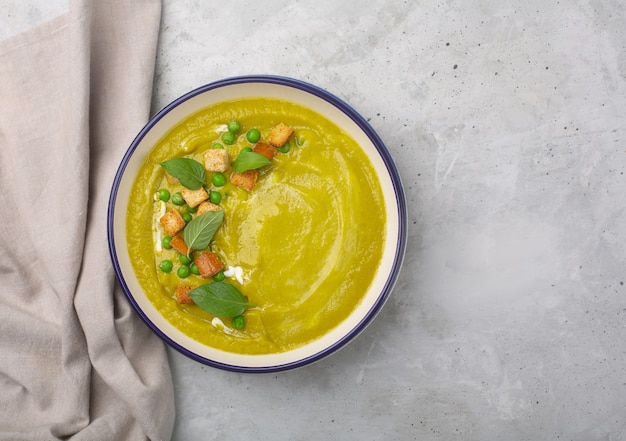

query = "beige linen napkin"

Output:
[[0, 1, 175, 440]]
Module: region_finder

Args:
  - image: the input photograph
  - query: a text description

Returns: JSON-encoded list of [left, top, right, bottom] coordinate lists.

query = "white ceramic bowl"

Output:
[[108, 75, 407, 372]]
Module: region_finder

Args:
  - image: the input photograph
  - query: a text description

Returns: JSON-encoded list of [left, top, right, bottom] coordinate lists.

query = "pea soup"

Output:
[[127, 97, 386, 355]]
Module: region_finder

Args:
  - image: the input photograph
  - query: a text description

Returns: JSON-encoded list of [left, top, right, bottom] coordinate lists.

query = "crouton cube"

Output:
[[181, 187, 208, 208], [253, 142, 277, 160], [164, 172, 180, 186], [169, 235, 188, 255], [194, 252, 224, 278], [160, 209, 186, 236], [267, 123, 294, 147], [175, 285, 194, 305], [204, 148, 230, 172], [196, 201, 221, 216], [231, 169, 259, 191]]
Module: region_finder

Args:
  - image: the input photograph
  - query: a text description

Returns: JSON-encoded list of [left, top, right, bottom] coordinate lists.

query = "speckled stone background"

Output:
[[4, 1, 626, 439]]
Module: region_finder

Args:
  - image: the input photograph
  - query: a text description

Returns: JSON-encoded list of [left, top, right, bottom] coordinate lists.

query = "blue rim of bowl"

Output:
[[108, 74, 407, 373]]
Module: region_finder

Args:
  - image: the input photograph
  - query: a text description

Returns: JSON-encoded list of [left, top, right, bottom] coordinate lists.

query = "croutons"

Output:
[[253, 142, 277, 160], [181, 187, 208, 208], [196, 201, 221, 216], [169, 235, 188, 255], [267, 123, 293, 147], [204, 148, 230, 172], [231, 169, 259, 191], [194, 252, 224, 278], [159, 209, 185, 236], [175, 285, 194, 305], [165, 172, 180, 186]]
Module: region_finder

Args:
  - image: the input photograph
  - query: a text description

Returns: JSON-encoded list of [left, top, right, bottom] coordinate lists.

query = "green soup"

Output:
[[127, 97, 386, 355]]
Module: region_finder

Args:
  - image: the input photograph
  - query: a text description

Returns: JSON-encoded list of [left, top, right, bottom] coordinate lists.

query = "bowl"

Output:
[[108, 75, 407, 373]]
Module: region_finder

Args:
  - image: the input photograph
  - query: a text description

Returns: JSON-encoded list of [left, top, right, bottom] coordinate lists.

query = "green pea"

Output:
[[212, 172, 226, 187], [240, 147, 253, 153], [179, 255, 192, 265], [162, 236, 172, 250], [246, 128, 260, 143], [209, 191, 222, 204], [182, 213, 192, 223], [177, 266, 191, 278], [232, 315, 245, 330], [277, 141, 291, 153], [190, 263, 200, 275], [221, 132, 236, 145], [213, 271, 225, 282], [187, 205, 198, 213], [159, 260, 173, 273], [227, 120, 241, 134], [211, 142, 224, 149], [172, 192, 185, 206], [157, 189, 170, 202]]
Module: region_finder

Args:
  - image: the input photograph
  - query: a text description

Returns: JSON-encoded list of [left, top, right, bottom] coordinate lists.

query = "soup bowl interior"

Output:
[[108, 75, 406, 372]]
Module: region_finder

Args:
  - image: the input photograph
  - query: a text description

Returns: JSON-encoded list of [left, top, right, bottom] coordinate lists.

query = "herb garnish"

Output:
[[160, 158, 206, 190], [189, 281, 255, 317], [183, 209, 224, 254], [231, 151, 272, 173]]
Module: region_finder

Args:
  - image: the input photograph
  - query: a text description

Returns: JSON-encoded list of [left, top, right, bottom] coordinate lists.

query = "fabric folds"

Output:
[[0, 1, 175, 439]]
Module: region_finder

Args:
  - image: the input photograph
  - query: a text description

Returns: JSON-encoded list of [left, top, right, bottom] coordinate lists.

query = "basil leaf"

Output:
[[183, 209, 224, 252], [231, 151, 272, 173], [188, 282, 255, 317], [160, 158, 206, 190]]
